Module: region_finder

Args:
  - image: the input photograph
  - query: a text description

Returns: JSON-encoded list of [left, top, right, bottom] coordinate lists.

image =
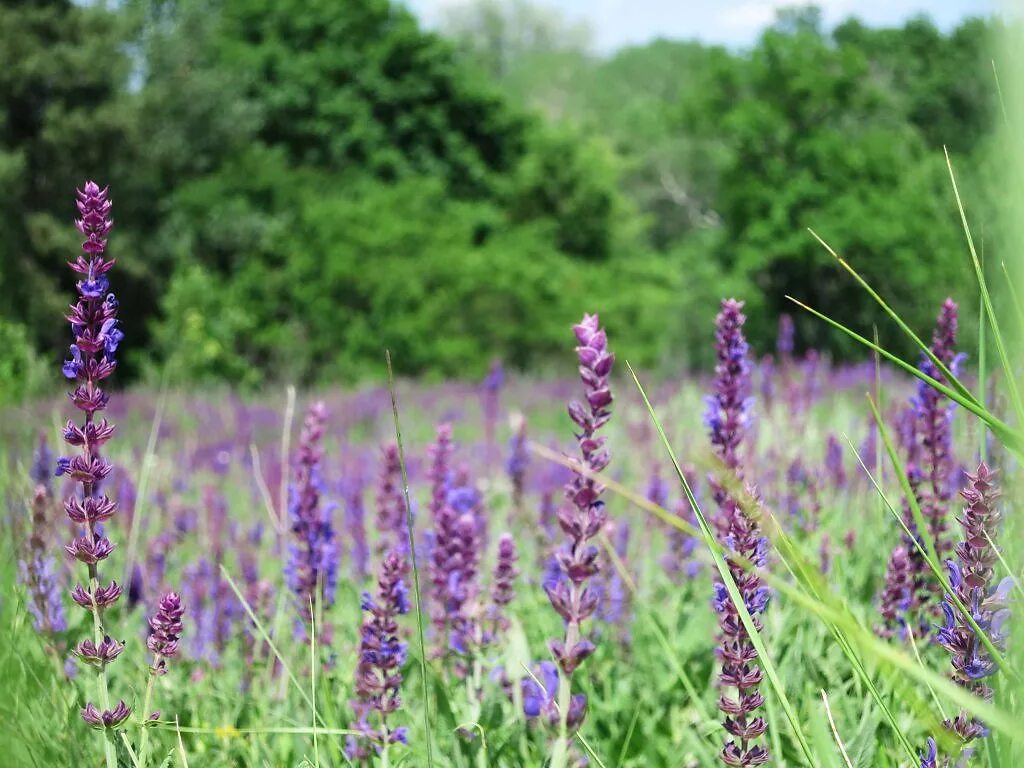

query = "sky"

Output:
[[407, 0, 996, 52]]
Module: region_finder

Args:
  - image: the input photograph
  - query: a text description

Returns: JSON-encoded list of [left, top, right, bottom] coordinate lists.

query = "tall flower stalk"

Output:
[[544, 313, 614, 754], [347, 551, 411, 764], [705, 299, 770, 767], [923, 464, 1011, 767], [137, 592, 185, 766], [19, 435, 67, 636], [56, 182, 128, 765], [882, 299, 963, 634], [285, 401, 338, 643], [375, 442, 406, 555]]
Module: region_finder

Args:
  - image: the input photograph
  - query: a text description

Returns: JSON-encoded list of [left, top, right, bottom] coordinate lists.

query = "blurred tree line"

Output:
[[0, 0, 1005, 391]]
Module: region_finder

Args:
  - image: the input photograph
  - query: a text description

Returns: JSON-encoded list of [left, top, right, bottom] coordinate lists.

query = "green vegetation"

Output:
[[0, 1, 1003, 389]]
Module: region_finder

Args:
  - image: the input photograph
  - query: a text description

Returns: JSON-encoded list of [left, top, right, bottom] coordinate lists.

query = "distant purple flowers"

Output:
[[348, 551, 410, 760], [544, 312, 613, 733], [912, 299, 963, 565], [57, 181, 131, 730], [706, 299, 770, 767], [375, 442, 407, 555], [19, 436, 67, 634], [881, 299, 964, 636], [285, 401, 338, 640]]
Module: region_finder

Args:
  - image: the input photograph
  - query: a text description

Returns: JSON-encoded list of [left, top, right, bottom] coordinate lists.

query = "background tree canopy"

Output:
[[0, 0, 1006, 389]]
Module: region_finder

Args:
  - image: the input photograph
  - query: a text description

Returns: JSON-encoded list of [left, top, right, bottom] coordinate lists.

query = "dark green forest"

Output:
[[0, 0, 1006, 394]]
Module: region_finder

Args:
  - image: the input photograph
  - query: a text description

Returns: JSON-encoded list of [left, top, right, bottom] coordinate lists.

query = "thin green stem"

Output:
[[385, 350, 434, 768]]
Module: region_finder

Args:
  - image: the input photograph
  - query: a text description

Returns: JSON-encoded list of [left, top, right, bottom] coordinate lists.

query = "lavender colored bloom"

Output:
[[375, 442, 406, 554], [429, 500, 482, 663], [31, 434, 54, 490], [544, 313, 613, 735], [18, 439, 67, 634], [427, 423, 454, 523], [147, 592, 185, 674], [481, 358, 504, 462], [58, 181, 130, 730], [919, 737, 937, 768], [342, 475, 370, 582], [776, 313, 795, 359], [824, 434, 847, 489], [910, 301, 963, 596], [506, 415, 529, 512], [487, 533, 519, 641], [705, 300, 753, 498], [81, 700, 132, 730], [518, 660, 587, 731], [347, 552, 410, 760], [285, 402, 338, 641], [706, 299, 770, 767], [883, 300, 964, 631], [930, 464, 1010, 761], [877, 546, 913, 639]]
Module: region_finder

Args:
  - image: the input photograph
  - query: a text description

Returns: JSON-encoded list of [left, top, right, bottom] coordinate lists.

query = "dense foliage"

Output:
[[0, 0, 1003, 389]]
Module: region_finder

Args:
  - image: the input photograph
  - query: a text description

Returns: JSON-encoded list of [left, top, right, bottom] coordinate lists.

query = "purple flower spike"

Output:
[[877, 546, 913, 640], [706, 299, 771, 767], [428, 424, 454, 524], [375, 442, 406, 555], [18, 436, 67, 635], [147, 592, 185, 673], [347, 551, 411, 760], [706, 299, 752, 481], [60, 182, 130, 735], [285, 402, 338, 642], [928, 464, 1009, 759], [506, 415, 529, 512], [488, 533, 519, 640], [544, 313, 614, 734]]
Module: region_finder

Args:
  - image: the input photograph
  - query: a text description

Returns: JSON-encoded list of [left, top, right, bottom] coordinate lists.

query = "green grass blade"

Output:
[[385, 350, 435, 768], [627, 361, 817, 766], [808, 228, 978, 407], [786, 295, 1021, 455], [944, 147, 1024, 425]]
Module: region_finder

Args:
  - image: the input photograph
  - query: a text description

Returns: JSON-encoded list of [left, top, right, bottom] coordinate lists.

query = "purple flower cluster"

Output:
[[882, 300, 964, 636], [285, 401, 338, 640], [912, 300, 963, 560], [147, 591, 185, 676], [347, 551, 411, 760], [429, 492, 482, 662], [706, 299, 770, 767], [705, 303, 753, 481], [56, 182, 130, 730], [375, 442, 407, 554], [878, 546, 913, 640], [428, 423, 454, 523], [544, 313, 613, 729], [18, 436, 67, 634], [520, 661, 587, 731], [488, 533, 519, 638], [928, 464, 1011, 763], [506, 415, 529, 512]]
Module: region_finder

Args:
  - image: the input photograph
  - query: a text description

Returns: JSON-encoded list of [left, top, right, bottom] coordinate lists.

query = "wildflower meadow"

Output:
[[3, 3, 1024, 768]]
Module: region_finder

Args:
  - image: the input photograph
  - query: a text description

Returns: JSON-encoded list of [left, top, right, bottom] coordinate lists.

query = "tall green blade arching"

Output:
[[944, 148, 1024, 426]]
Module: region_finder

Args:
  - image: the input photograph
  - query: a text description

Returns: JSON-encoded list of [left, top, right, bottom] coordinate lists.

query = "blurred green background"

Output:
[[0, 0, 1010, 397]]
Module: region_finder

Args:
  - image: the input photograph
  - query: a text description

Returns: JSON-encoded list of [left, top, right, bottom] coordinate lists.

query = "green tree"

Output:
[[0, 0, 131, 356]]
